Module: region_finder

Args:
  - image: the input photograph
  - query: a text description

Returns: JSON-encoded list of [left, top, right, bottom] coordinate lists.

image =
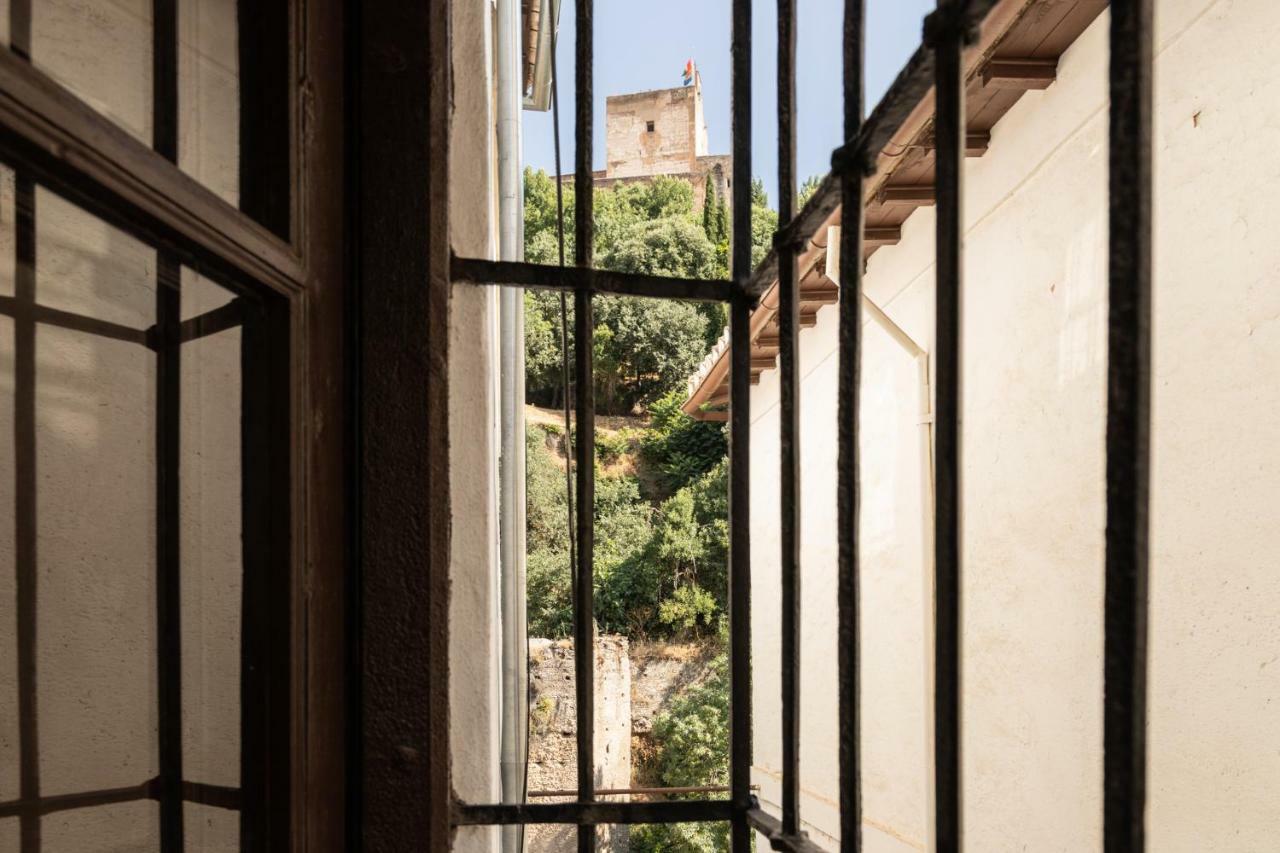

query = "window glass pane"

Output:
[[179, 0, 239, 207], [32, 0, 155, 146], [0, 313, 15, 801], [21, 2, 286, 233], [36, 325, 157, 794], [36, 186, 155, 330], [0, 168, 14, 298], [185, 800, 238, 852], [41, 800, 160, 850], [0, 172, 263, 845], [180, 269, 241, 790]]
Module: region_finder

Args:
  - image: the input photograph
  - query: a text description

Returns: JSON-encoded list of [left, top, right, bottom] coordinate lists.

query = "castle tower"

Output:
[[604, 71, 710, 179]]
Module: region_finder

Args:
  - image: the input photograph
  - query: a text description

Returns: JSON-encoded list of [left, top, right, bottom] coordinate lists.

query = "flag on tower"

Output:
[[682, 59, 694, 87]]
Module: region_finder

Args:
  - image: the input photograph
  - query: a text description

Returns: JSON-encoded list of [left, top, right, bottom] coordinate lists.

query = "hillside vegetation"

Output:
[[523, 167, 814, 851]]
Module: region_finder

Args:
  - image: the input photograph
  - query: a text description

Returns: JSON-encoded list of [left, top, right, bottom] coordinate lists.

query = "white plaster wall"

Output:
[[749, 1, 1280, 849], [449, 0, 503, 852]]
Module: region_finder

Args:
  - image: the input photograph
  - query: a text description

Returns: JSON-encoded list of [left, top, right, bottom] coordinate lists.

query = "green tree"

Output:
[[749, 178, 780, 268], [798, 172, 825, 209], [641, 390, 728, 497]]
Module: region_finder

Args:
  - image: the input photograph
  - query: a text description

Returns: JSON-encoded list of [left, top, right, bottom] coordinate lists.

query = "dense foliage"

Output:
[[523, 168, 780, 414], [630, 633, 732, 853], [524, 420, 728, 641], [523, 168, 814, 852]]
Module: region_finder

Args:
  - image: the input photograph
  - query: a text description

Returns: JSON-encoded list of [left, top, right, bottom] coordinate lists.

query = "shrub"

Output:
[[642, 390, 728, 498], [630, 630, 731, 853], [658, 584, 718, 634]]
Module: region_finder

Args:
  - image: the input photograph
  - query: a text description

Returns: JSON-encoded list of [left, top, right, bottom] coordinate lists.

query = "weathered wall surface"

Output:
[[749, 1, 1280, 851], [605, 83, 707, 180], [526, 637, 632, 853], [628, 640, 717, 737], [449, 0, 502, 851]]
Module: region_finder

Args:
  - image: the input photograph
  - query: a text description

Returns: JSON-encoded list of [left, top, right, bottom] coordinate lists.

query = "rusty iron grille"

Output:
[[0, 0, 295, 849], [452, 0, 1154, 850]]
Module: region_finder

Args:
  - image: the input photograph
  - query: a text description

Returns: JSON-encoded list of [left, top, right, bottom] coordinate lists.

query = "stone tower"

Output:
[[588, 69, 731, 212]]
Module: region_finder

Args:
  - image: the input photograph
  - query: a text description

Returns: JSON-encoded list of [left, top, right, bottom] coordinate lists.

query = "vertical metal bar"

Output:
[[728, 1, 753, 850], [14, 172, 39, 853], [573, 1, 596, 850], [239, 295, 292, 852], [930, 2, 966, 850], [154, 0, 178, 162], [10, 7, 37, 851], [236, 0, 292, 239], [153, 3, 183, 850], [155, 257, 184, 853], [775, 0, 801, 838], [837, 1, 866, 851], [1104, 2, 1153, 851]]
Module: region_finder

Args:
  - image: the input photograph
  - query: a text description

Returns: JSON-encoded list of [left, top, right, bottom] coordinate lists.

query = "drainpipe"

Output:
[[497, 0, 528, 850], [826, 227, 937, 852]]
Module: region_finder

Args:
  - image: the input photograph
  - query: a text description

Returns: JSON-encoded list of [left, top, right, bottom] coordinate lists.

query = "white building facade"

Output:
[[739, 1, 1280, 850]]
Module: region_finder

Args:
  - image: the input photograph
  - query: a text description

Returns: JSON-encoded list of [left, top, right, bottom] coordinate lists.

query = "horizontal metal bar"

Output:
[[451, 255, 732, 303], [454, 799, 735, 826], [181, 780, 242, 811], [0, 293, 151, 347], [744, 807, 828, 853], [0, 782, 152, 818], [529, 785, 754, 798], [0, 48, 303, 297], [178, 297, 246, 344]]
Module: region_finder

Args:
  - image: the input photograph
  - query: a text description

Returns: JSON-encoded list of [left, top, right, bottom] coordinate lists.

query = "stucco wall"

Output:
[[449, 0, 503, 851], [748, 1, 1280, 850], [1, 2, 243, 850]]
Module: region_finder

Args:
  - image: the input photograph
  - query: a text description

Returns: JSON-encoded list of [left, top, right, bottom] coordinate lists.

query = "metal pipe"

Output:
[[827, 225, 935, 852], [497, 0, 529, 849]]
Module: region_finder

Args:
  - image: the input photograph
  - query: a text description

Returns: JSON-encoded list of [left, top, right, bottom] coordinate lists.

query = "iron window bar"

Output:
[[452, 0, 1154, 851], [926, 1, 972, 850], [836, 0, 866, 851], [1104, 1, 1154, 851]]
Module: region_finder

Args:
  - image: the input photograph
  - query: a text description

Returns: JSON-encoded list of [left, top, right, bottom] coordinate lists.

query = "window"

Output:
[[0, 1, 307, 850], [427, 0, 1156, 849], [646, 120, 655, 132]]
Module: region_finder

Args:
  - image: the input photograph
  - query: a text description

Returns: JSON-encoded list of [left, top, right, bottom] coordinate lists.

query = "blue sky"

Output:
[[522, 0, 935, 207]]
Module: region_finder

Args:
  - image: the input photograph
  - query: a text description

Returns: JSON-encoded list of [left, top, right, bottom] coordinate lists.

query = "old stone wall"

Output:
[[526, 636, 632, 852], [605, 84, 705, 180]]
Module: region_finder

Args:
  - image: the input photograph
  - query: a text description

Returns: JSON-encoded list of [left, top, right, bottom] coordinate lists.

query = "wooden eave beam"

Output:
[[981, 57, 1057, 90], [881, 184, 935, 204], [799, 285, 839, 305], [965, 131, 991, 156], [866, 226, 902, 246]]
